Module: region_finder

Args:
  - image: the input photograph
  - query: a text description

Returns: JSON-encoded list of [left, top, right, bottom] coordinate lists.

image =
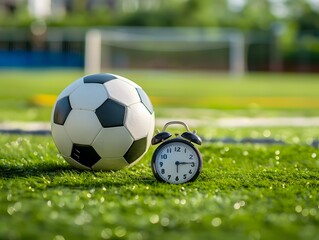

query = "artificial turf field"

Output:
[[0, 70, 319, 240]]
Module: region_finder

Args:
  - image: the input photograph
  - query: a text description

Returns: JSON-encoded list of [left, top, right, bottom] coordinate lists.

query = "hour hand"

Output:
[[175, 161, 180, 173]]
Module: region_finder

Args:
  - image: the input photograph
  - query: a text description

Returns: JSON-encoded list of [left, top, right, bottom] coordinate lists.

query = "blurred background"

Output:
[[1, 0, 319, 73]]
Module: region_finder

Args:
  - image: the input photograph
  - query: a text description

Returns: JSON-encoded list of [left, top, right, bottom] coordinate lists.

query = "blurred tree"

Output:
[[3, 0, 17, 15], [0, 0, 318, 31]]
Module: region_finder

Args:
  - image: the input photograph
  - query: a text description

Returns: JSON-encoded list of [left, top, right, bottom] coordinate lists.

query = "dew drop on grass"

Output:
[[53, 235, 65, 240], [149, 214, 159, 224], [114, 226, 127, 238], [249, 231, 261, 240], [263, 129, 271, 138], [50, 211, 59, 220], [7, 202, 22, 215], [101, 228, 112, 239], [160, 217, 170, 227], [295, 205, 302, 213], [74, 211, 92, 225], [302, 209, 309, 217], [275, 150, 280, 155], [311, 153, 317, 159], [309, 208, 317, 216], [180, 199, 187, 205], [7, 206, 15, 215], [233, 202, 241, 210], [239, 200, 245, 207], [6, 194, 12, 201], [58, 201, 65, 208], [292, 136, 300, 144], [211, 217, 222, 227]]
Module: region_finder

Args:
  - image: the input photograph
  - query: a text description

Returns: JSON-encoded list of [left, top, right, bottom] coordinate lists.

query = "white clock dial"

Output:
[[152, 139, 202, 184]]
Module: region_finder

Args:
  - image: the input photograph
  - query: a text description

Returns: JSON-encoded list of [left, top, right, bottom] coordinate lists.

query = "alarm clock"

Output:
[[151, 121, 203, 184]]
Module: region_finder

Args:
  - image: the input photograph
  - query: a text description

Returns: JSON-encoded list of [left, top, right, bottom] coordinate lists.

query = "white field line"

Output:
[[0, 117, 318, 131], [157, 117, 319, 128]]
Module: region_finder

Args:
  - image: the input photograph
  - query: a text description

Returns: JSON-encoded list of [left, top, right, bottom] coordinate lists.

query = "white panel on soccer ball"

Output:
[[65, 110, 102, 145], [125, 102, 153, 140], [51, 123, 73, 156], [63, 155, 91, 170], [126, 113, 154, 168], [56, 78, 83, 101], [112, 74, 141, 88], [69, 83, 108, 110], [105, 79, 140, 106], [146, 112, 155, 146], [92, 157, 129, 171], [93, 126, 134, 158]]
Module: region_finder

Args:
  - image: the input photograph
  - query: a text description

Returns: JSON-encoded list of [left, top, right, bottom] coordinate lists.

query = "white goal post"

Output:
[[85, 27, 246, 75]]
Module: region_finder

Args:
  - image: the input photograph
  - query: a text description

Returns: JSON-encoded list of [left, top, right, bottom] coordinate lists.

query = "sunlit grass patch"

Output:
[[1, 70, 319, 121]]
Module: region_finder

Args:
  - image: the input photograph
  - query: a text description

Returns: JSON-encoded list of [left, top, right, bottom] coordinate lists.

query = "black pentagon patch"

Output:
[[136, 88, 153, 114], [96, 99, 126, 127], [83, 73, 117, 84], [54, 96, 72, 125], [124, 137, 147, 164], [71, 144, 101, 168]]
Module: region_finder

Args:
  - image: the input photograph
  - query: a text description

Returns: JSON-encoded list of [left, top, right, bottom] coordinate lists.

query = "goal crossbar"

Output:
[[85, 27, 246, 75]]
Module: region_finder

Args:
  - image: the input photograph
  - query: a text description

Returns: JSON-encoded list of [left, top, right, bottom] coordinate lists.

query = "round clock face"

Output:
[[151, 139, 202, 184]]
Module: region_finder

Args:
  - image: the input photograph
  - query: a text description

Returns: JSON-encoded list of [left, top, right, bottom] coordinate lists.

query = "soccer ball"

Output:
[[51, 73, 155, 171]]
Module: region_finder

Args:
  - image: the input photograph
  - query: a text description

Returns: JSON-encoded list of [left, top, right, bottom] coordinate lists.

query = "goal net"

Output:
[[85, 27, 245, 75]]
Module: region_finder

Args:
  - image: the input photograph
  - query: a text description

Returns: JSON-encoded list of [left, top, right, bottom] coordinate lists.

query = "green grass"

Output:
[[1, 133, 319, 240], [1, 70, 319, 121], [1, 70, 319, 239]]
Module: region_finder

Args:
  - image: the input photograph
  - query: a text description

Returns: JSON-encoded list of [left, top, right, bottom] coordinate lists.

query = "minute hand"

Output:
[[178, 162, 195, 165]]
